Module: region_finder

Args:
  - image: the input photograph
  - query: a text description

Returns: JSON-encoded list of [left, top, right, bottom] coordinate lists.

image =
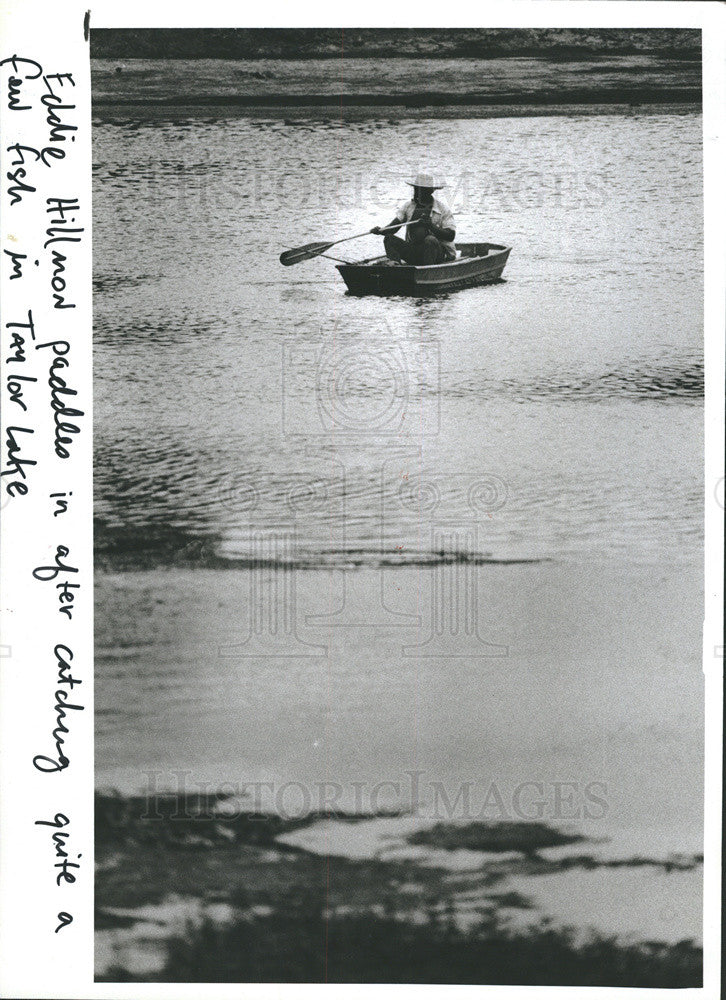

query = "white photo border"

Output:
[[0, 2, 723, 998]]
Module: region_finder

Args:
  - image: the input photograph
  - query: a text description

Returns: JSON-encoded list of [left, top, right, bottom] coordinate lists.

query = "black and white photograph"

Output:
[[0, 5, 723, 995], [89, 22, 712, 986]]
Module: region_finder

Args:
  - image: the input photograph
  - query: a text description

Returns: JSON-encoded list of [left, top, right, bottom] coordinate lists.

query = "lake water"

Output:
[[93, 105, 704, 901], [93, 110, 702, 569]]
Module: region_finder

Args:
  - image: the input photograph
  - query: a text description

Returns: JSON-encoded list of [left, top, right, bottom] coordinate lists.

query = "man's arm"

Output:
[[428, 221, 455, 242], [370, 216, 404, 236], [427, 205, 455, 242]]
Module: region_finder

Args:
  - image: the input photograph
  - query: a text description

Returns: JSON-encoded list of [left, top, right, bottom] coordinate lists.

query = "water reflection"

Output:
[[93, 111, 703, 568]]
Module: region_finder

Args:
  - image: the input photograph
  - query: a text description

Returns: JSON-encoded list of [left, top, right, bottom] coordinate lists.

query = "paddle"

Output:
[[279, 221, 405, 266], [280, 245, 352, 264]]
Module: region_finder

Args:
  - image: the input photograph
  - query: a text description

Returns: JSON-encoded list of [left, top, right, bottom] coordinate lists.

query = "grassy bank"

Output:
[[91, 28, 700, 61], [90, 41, 701, 115], [95, 792, 702, 986], [153, 905, 701, 985]]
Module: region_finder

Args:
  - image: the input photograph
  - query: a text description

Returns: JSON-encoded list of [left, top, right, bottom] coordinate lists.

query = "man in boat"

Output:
[[370, 173, 456, 265]]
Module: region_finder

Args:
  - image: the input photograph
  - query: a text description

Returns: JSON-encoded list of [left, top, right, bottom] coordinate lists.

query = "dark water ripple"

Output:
[[495, 360, 704, 404]]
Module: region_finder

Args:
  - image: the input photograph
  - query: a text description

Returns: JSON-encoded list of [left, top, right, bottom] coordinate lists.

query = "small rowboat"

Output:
[[336, 242, 511, 296]]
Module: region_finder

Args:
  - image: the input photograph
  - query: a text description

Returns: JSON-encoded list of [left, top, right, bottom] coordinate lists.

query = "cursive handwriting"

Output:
[[46, 198, 82, 308], [42, 73, 76, 147], [1, 54, 43, 111], [34, 812, 82, 886], [2, 424, 35, 497], [34, 339, 84, 459], [33, 545, 79, 618], [5, 309, 36, 363], [32, 644, 84, 774], [3, 245, 26, 278], [6, 372, 36, 412], [5, 141, 65, 205]]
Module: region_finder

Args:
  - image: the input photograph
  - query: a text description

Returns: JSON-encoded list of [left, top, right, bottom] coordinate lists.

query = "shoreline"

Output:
[[91, 52, 701, 119], [92, 96, 700, 122], [95, 792, 702, 983], [93, 89, 700, 108], [90, 28, 701, 63]]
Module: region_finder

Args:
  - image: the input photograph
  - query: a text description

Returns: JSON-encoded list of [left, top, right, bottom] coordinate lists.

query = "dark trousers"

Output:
[[384, 233, 446, 265]]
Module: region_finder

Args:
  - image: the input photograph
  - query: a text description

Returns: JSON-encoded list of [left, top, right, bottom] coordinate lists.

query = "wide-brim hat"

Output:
[[406, 172, 446, 190]]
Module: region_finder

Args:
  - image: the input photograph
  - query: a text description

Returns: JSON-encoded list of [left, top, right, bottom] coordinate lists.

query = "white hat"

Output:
[[406, 172, 446, 190]]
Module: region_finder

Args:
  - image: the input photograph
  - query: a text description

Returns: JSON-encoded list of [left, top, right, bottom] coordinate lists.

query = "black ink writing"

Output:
[[35, 339, 84, 459], [42, 74, 77, 146], [6, 373, 36, 411], [7, 140, 64, 169], [33, 545, 79, 618], [34, 812, 82, 886], [50, 250, 73, 309], [2, 424, 35, 497], [0, 55, 43, 112], [32, 644, 84, 774], [5, 163, 36, 205], [50, 491, 71, 516], [44, 197, 83, 249], [3, 246, 26, 278], [5, 310, 36, 363]]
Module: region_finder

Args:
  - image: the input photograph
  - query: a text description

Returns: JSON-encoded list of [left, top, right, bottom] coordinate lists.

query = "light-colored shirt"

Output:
[[395, 196, 457, 260]]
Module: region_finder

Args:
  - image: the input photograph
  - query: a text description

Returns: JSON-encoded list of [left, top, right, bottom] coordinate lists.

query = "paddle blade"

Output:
[[280, 241, 334, 266]]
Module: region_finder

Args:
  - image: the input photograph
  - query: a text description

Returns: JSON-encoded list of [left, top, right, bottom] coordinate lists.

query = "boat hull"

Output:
[[336, 243, 511, 296]]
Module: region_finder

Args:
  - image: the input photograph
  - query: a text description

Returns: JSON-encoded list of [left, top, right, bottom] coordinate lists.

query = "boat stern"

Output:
[[336, 262, 418, 296]]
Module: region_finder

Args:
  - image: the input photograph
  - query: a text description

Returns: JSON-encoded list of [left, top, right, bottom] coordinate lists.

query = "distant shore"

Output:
[[92, 91, 700, 110], [92, 104, 698, 123], [91, 28, 700, 62], [91, 53, 701, 119]]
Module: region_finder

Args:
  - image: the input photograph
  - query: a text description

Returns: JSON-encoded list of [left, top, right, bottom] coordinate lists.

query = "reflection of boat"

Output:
[[336, 243, 511, 296]]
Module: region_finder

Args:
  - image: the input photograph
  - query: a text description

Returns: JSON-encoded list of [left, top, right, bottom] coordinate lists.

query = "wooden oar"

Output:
[[280, 245, 352, 264], [279, 221, 404, 267]]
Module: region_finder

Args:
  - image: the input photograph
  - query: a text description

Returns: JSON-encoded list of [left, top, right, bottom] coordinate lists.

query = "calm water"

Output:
[[93, 111, 703, 569], [94, 108, 704, 869]]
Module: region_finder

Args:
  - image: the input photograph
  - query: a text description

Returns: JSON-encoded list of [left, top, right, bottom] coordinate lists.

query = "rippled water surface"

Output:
[[94, 106, 704, 906], [94, 111, 703, 567]]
